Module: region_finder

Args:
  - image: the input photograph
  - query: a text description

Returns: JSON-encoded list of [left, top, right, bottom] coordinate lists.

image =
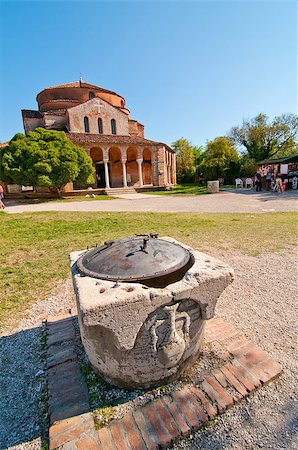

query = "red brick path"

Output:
[[46, 314, 282, 449]]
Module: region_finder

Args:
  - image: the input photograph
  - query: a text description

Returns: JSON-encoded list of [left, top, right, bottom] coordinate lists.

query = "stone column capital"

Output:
[[120, 147, 127, 159], [136, 158, 143, 164], [103, 158, 109, 164], [137, 147, 143, 159], [102, 147, 109, 160], [121, 158, 127, 164]]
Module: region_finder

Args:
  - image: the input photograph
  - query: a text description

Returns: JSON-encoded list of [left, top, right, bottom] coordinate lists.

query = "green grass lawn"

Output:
[[146, 184, 234, 196], [0, 211, 297, 329]]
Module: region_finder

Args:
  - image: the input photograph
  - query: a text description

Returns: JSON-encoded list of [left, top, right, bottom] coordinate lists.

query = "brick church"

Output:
[[22, 80, 176, 190]]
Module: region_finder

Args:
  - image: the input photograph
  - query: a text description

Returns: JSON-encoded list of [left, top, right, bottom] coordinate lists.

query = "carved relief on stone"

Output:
[[141, 299, 203, 370]]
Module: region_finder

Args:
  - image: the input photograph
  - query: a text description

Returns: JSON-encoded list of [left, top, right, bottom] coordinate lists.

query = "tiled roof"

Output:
[[67, 133, 173, 151], [43, 109, 67, 116], [22, 109, 42, 118], [42, 99, 80, 104], [257, 154, 298, 164], [39, 81, 124, 99]]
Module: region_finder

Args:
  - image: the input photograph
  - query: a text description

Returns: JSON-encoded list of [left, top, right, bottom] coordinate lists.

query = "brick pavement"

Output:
[[46, 314, 282, 449]]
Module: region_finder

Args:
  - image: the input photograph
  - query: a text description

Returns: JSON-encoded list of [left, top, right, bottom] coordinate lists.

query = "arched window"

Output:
[[89, 92, 95, 99], [98, 118, 103, 134], [84, 116, 89, 133], [111, 119, 116, 135]]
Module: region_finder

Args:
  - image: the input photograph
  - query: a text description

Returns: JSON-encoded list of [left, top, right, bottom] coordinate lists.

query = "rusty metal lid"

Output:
[[76, 234, 193, 285]]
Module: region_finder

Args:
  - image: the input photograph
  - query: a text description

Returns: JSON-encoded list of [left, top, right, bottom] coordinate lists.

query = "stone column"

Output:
[[137, 159, 143, 187], [101, 147, 110, 189], [103, 159, 110, 189], [122, 159, 128, 187]]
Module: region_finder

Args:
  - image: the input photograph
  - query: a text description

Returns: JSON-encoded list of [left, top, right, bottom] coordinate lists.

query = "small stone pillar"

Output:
[[207, 180, 220, 194]]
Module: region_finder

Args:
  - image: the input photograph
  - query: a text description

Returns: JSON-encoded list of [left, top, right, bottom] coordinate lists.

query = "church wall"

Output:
[[67, 98, 129, 135], [43, 114, 67, 130], [110, 161, 123, 187], [128, 120, 144, 138], [23, 117, 44, 133]]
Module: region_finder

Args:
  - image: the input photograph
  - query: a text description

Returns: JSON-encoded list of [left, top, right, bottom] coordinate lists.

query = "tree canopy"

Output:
[[172, 138, 196, 182], [0, 128, 94, 194], [199, 136, 239, 182], [229, 113, 298, 161]]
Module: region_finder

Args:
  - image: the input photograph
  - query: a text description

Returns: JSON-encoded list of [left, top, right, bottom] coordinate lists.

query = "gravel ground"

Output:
[[0, 280, 76, 450], [4, 190, 298, 214], [0, 249, 297, 449], [173, 247, 298, 450]]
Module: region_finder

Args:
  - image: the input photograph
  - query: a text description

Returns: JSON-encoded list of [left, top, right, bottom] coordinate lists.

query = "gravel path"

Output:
[[0, 280, 76, 450], [4, 190, 298, 214], [0, 249, 297, 449], [173, 247, 298, 450]]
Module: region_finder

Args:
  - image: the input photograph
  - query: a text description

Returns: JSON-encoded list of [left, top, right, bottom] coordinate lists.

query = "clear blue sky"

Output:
[[0, 1, 297, 147]]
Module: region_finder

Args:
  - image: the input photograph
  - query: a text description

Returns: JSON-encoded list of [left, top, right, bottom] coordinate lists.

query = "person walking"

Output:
[[255, 170, 262, 192], [0, 184, 5, 209]]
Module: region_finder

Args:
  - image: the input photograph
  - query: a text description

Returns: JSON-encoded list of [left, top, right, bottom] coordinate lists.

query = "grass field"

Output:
[[0, 211, 297, 329]]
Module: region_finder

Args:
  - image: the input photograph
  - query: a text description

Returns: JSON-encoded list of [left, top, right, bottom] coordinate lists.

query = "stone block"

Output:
[[207, 180, 220, 193]]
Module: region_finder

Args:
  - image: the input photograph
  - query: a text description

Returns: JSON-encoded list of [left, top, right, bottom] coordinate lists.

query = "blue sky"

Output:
[[0, 0, 297, 147]]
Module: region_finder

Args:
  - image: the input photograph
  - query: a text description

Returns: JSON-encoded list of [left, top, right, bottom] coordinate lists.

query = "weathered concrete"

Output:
[[207, 180, 219, 193], [70, 238, 234, 388]]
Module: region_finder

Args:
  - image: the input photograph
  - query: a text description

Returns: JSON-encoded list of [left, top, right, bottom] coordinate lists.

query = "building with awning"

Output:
[[257, 154, 298, 189]]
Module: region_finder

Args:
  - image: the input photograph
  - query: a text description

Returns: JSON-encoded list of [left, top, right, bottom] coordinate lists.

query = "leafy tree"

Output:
[[230, 113, 298, 161], [172, 138, 196, 182], [239, 155, 257, 178], [0, 128, 94, 195], [199, 136, 239, 182]]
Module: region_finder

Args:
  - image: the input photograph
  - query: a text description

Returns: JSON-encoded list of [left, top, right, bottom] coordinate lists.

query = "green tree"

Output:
[[200, 136, 239, 182], [0, 128, 94, 195], [239, 155, 257, 178], [172, 138, 196, 182], [230, 113, 298, 161]]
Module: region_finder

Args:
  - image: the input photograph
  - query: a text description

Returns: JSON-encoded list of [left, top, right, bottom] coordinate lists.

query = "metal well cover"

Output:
[[76, 235, 192, 282]]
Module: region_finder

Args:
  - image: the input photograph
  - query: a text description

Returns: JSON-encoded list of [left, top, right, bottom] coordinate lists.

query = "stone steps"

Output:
[[104, 187, 137, 196]]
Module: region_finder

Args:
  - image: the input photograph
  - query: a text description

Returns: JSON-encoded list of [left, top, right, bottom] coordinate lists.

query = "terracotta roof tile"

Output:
[[67, 133, 173, 151], [43, 109, 67, 116], [38, 81, 124, 99]]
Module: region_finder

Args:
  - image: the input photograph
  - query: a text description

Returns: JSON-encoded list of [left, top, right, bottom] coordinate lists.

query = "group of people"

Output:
[[254, 168, 285, 193], [0, 184, 5, 209]]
